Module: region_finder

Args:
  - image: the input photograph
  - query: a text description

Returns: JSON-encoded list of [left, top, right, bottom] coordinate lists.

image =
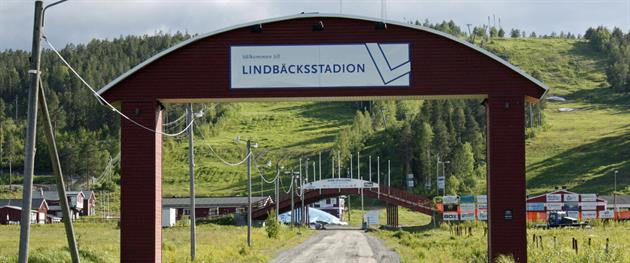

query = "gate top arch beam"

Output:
[[97, 13, 548, 103]]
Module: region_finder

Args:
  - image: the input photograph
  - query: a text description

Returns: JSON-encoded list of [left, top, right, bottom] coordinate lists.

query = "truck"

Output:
[[547, 211, 588, 228]]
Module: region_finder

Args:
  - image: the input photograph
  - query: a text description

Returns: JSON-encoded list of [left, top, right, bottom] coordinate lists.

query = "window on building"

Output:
[[326, 199, 331, 204]]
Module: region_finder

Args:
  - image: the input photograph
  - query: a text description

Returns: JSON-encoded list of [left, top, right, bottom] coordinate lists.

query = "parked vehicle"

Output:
[[547, 211, 588, 228]]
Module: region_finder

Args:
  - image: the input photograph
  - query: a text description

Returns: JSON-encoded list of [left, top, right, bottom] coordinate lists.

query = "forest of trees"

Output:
[[332, 100, 487, 197], [584, 26, 630, 93], [0, 18, 621, 196], [0, 32, 193, 188]]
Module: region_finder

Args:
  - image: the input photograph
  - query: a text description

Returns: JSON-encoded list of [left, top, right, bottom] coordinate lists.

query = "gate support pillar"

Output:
[[120, 101, 163, 263], [487, 95, 526, 262]]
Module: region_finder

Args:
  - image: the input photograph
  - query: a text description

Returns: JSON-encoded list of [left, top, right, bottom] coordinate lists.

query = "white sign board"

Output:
[[582, 211, 597, 219], [564, 194, 579, 202], [477, 204, 488, 221], [476, 195, 487, 204], [438, 176, 444, 190], [366, 210, 380, 225], [443, 212, 459, 221], [567, 211, 579, 219], [527, 202, 545, 211], [302, 178, 378, 190], [443, 196, 459, 204], [580, 202, 597, 211], [460, 212, 476, 221], [599, 210, 614, 219], [546, 203, 563, 211], [581, 194, 597, 202], [230, 43, 411, 89], [546, 194, 562, 202], [460, 203, 476, 221]]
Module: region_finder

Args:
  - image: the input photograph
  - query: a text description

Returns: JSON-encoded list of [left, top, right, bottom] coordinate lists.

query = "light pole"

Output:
[[438, 160, 450, 195], [235, 137, 257, 247], [614, 170, 619, 219]]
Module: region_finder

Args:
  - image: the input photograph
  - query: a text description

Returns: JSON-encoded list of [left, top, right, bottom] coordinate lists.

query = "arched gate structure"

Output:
[[99, 13, 547, 262]]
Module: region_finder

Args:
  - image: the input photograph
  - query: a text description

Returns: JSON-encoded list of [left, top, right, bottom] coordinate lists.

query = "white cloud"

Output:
[[1, 0, 628, 50]]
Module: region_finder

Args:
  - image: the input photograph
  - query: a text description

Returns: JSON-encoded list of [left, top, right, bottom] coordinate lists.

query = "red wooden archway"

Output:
[[99, 13, 547, 262]]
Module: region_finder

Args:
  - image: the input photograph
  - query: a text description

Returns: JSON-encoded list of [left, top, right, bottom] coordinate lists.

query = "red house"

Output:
[[163, 196, 273, 220], [0, 198, 48, 224]]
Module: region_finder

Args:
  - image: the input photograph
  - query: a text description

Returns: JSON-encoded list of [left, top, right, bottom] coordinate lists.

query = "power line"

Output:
[[43, 35, 193, 137]]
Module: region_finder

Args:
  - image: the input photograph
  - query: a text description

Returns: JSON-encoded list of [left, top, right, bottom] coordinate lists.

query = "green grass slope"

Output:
[[162, 101, 355, 197], [486, 38, 630, 195]]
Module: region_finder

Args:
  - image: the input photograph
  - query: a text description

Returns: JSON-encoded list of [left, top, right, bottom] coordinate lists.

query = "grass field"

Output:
[[373, 220, 630, 263], [0, 222, 313, 263]]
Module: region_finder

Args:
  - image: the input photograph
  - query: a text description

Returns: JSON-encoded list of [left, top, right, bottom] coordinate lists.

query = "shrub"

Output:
[[265, 210, 280, 239]]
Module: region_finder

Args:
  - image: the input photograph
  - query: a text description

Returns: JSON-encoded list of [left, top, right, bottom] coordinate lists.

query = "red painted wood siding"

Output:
[[487, 95, 527, 262], [102, 17, 543, 102], [120, 101, 162, 263]]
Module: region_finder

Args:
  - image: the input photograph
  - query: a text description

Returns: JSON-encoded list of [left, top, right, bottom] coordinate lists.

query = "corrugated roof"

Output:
[[0, 199, 47, 209], [163, 196, 271, 208], [41, 191, 83, 201]]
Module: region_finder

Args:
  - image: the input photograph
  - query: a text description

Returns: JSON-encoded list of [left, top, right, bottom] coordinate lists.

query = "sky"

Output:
[[1, 0, 629, 50]]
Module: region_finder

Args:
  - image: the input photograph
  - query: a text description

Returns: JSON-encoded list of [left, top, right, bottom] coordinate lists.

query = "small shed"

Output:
[[81, 191, 97, 216], [162, 208, 176, 227]]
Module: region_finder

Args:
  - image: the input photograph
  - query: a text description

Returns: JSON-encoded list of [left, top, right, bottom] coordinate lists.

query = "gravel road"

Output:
[[270, 229, 400, 263]]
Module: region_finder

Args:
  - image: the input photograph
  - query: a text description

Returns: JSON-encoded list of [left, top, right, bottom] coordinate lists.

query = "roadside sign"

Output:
[[580, 202, 597, 211], [366, 210, 379, 225], [476, 195, 487, 204], [443, 195, 458, 204], [477, 203, 488, 221], [564, 194, 579, 202], [546, 203, 563, 211], [599, 210, 614, 219], [581, 194, 597, 202], [546, 194, 561, 202], [437, 176, 445, 190], [526, 203, 545, 211], [460, 195, 475, 203], [443, 212, 459, 221], [460, 203, 475, 221]]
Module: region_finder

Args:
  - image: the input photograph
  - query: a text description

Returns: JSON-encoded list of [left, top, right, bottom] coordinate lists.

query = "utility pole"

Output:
[[350, 153, 353, 179], [290, 171, 295, 226], [377, 156, 380, 198], [337, 152, 341, 179], [247, 140, 252, 247], [187, 104, 196, 260], [305, 158, 309, 183], [369, 156, 372, 182], [319, 152, 322, 182], [38, 83, 80, 263], [387, 160, 391, 194], [357, 152, 360, 181], [300, 163, 305, 226], [19, 2, 43, 262], [275, 165, 280, 217]]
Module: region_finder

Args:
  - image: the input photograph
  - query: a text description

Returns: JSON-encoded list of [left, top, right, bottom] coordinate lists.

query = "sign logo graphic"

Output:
[[230, 43, 411, 89]]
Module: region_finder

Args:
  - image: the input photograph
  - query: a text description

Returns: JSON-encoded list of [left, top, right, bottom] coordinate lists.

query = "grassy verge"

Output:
[[372, 220, 629, 263], [0, 222, 313, 263]]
